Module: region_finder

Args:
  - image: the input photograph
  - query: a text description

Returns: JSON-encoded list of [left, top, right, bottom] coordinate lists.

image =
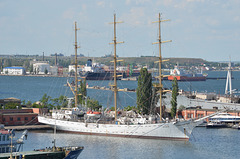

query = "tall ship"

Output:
[[38, 14, 216, 140], [168, 64, 207, 81]]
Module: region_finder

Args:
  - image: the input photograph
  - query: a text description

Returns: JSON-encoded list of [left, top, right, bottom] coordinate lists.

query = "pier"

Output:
[[4, 124, 52, 131], [206, 77, 233, 80], [87, 85, 136, 92]]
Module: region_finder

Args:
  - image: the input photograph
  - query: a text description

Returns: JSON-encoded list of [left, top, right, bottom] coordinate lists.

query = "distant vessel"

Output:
[[209, 113, 240, 123], [206, 121, 228, 128], [39, 14, 217, 140], [79, 59, 126, 80], [168, 64, 207, 81]]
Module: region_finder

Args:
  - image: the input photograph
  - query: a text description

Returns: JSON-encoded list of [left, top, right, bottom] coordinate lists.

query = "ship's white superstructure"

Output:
[[209, 113, 240, 123]]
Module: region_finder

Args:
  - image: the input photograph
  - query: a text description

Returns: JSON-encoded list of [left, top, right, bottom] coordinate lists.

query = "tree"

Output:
[[29, 64, 33, 73], [26, 101, 32, 107], [44, 68, 48, 74], [51, 95, 68, 109], [150, 85, 159, 115], [39, 93, 51, 108], [4, 102, 21, 109], [123, 105, 137, 111], [136, 68, 152, 114], [171, 77, 179, 118], [77, 78, 87, 105], [87, 98, 102, 111]]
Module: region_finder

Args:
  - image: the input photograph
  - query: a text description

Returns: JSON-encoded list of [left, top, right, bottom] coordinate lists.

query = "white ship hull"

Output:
[[38, 116, 196, 140]]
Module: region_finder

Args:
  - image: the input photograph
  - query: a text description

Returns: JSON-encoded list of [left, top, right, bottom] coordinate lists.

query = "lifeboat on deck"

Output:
[[86, 110, 102, 118]]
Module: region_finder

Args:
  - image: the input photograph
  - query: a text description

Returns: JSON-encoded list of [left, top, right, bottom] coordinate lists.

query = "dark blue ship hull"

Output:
[[80, 71, 127, 80]]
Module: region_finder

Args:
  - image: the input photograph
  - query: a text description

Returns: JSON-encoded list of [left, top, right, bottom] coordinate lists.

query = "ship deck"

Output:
[[0, 151, 66, 159]]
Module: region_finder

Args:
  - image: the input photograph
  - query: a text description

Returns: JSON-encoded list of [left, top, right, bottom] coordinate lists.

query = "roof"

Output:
[[4, 67, 25, 69]]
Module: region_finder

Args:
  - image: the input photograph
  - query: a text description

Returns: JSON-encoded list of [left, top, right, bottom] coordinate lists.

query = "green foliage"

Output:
[[150, 85, 159, 114], [39, 93, 51, 108], [32, 103, 41, 108], [87, 98, 102, 111], [22, 100, 26, 105], [123, 106, 137, 111], [178, 105, 186, 111], [171, 77, 179, 118], [29, 64, 33, 73], [44, 68, 48, 74], [26, 101, 32, 106], [81, 78, 87, 97], [51, 95, 68, 108], [136, 68, 152, 115], [77, 78, 87, 105], [37, 94, 70, 109], [109, 107, 115, 111], [4, 102, 21, 109]]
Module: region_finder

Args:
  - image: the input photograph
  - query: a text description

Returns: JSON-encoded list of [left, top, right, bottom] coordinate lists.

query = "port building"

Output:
[[2, 67, 26, 75], [33, 63, 50, 74]]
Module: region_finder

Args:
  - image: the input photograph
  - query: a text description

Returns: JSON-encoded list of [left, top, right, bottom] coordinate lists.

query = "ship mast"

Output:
[[153, 13, 171, 121], [74, 21, 80, 107], [109, 14, 124, 121]]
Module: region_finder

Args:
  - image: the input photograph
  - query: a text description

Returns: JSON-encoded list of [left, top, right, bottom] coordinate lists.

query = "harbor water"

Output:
[[1, 71, 240, 108], [1, 71, 240, 158], [15, 127, 240, 159]]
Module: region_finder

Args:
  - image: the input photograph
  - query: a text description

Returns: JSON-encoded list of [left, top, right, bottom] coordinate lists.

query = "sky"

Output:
[[0, 0, 239, 61]]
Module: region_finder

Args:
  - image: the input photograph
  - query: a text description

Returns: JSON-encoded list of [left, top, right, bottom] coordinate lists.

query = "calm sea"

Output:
[[15, 127, 240, 159], [1, 71, 240, 107], [1, 71, 240, 158]]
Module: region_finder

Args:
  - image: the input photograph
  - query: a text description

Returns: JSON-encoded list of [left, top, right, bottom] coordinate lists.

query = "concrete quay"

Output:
[[4, 124, 52, 131]]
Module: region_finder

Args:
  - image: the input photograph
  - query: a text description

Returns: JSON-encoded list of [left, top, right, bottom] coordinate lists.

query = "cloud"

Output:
[[205, 17, 219, 27], [97, 1, 105, 7], [125, 0, 151, 5], [125, 0, 131, 5], [233, 16, 240, 22], [187, 0, 205, 2], [63, 9, 75, 20], [121, 7, 147, 27]]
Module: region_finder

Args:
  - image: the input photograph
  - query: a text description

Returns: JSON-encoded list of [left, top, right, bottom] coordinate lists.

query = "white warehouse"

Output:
[[33, 63, 50, 74], [2, 67, 26, 75]]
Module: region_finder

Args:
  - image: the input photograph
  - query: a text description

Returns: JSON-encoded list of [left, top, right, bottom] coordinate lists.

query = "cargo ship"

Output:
[[79, 59, 127, 80], [168, 65, 207, 81]]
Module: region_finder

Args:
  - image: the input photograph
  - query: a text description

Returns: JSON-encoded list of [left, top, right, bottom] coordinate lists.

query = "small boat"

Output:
[[209, 113, 240, 123], [0, 124, 28, 153], [232, 124, 240, 129], [206, 121, 228, 128], [0, 146, 84, 159], [86, 110, 102, 118], [0, 124, 84, 159]]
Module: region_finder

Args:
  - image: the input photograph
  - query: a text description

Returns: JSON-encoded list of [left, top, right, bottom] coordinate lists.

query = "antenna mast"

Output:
[[152, 13, 171, 121], [225, 58, 232, 96], [109, 14, 124, 121]]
